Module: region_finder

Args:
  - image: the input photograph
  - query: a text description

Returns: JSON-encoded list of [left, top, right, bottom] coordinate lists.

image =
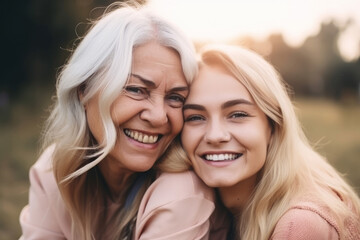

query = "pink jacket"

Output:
[[19, 147, 229, 239], [271, 197, 360, 240]]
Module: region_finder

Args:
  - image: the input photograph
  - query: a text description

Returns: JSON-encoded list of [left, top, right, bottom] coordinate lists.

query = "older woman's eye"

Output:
[[124, 86, 148, 100], [167, 93, 186, 108]]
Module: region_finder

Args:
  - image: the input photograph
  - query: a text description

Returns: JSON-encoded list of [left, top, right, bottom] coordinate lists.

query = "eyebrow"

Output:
[[131, 73, 189, 92], [131, 73, 156, 87], [183, 98, 253, 111], [171, 86, 189, 92], [183, 104, 205, 111], [221, 99, 253, 108]]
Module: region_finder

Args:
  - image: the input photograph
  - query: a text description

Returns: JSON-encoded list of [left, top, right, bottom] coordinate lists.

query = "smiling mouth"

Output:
[[202, 153, 242, 161], [124, 129, 162, 144]]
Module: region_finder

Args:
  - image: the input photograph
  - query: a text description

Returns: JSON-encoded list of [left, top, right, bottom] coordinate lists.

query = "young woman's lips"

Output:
[[200, 152, 243, 167], [202, 153, 242, 161]]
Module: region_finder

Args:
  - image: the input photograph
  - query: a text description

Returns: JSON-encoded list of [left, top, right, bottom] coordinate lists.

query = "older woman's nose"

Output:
[[140, 98, 168, 126]]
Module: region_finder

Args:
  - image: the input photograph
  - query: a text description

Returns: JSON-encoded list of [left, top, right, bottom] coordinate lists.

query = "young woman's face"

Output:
[[86, 42, 188, 173], [181, 65, 271, 191]]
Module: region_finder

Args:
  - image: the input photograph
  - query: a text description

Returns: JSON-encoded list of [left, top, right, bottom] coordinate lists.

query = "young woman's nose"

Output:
[[204, 119, 230, 144], [140, 98, 168, 126]]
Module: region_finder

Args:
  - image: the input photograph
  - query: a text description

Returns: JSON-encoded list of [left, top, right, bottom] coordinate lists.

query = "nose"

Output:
[[140, 97, 168, 126], [204, 118, 231, 144]]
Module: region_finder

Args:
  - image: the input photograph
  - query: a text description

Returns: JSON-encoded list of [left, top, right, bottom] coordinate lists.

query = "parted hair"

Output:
[[42, 2, 197, 239], [198, 44, 360, 240]]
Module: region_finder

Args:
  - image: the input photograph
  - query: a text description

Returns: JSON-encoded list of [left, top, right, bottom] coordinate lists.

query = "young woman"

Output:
[[181, 44, 360, 239], [19, 3, 227, 240]]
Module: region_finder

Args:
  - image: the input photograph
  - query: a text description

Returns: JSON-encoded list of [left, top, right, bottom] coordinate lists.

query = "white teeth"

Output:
[[204, 153, 239, 161], [124, 129, 159, 144]]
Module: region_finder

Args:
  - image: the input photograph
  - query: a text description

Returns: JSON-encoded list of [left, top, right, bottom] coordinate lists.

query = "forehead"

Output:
[[187, 65, 252, 104], [131, 42, 187, 87], [132, 42, 181, 69]]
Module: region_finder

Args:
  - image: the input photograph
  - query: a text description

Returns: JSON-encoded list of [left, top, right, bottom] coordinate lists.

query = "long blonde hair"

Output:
[[42, 2, 196, 239], [198, 44, 360, 239]]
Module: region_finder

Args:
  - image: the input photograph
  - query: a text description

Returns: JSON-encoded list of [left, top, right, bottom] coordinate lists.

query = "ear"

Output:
[[266, 118, 275, 146], [77, 87, 86, 110]]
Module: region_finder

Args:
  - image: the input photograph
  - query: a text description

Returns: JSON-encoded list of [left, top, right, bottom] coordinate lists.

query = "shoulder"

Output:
[[29, 145, 58, 193], [151, 171, 214, 200], [32, 145, 55, 170], [20, 145, 71, 239], [138, 170, 215, 219], [271, 201, 339, 240], [135, 171, 216, 239]]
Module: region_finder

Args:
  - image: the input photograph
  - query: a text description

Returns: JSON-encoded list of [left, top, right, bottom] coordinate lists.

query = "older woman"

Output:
[[19, 3, 227, 240]]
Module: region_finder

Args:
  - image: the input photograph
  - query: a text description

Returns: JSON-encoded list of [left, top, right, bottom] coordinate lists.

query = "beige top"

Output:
[[271, 196, 360, 240], [19, 147, 229, 239]]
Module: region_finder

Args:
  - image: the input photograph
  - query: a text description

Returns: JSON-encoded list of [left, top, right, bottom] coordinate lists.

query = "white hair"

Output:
[[45, 3, 197, 180], [41, 3, 197, 239]]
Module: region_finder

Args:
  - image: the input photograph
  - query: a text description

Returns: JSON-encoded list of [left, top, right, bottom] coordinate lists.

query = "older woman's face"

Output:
[[86, 42, 188, 173], [181, 65, 271, 195]]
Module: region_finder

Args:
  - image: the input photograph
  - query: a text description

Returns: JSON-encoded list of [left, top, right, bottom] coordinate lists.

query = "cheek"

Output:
[[110, 98, 144, 126], [237, 125, 270, 153], [86, 104, 104, 143], [168, 109, 185, 133], [181, 127, 193, 154], [181, 125, 205, 165], [110, 98, 129, 123]]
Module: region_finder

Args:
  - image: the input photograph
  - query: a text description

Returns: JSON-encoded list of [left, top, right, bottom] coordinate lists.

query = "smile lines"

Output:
[[203, 153, 242, 161], [124, 129, 161, 144]]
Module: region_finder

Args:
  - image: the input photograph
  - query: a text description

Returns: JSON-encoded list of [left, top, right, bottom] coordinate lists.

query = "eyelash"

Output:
[[229, 111, 248, 119], [125, 86, 148, 96], [184, 111, 248, 122], [184, 115, 204, 122], [168, 94, 185, 103], [124, 85, 186, 108]]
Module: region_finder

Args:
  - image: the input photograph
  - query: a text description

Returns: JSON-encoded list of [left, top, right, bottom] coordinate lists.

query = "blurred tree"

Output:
[[266, 21, 359, 100], [265, 34, 307, 96], [325, 58, 360, 101], [299, 21, 343, 96], [1, 0, 146, 101], [1, 1, 358, 102]]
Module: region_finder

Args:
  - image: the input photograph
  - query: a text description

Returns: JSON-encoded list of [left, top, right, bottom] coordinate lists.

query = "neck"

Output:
[[218, 174, 257, 215], [98, 158, 136, 202]]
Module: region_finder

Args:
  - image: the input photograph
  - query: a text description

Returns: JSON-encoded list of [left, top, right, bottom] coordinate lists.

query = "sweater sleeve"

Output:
[[19, 146, 70, 240], [135, 171, 217, 240], [270, 207, 339, 240]]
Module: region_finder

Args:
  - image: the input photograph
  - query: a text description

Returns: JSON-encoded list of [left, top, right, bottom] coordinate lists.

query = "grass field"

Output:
[[294, 98, 360, 191], [1, 95, 359, 239]]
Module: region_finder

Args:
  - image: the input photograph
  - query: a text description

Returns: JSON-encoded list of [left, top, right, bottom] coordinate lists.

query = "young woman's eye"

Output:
[[124, 86, 148, 99], [167, 94, 186, 108], [184, 115, 205, 122], [230, 112, 248, 119]]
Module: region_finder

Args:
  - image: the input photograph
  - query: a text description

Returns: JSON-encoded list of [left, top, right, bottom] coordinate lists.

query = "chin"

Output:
[[136, 163, 156, 172], [202, 177, 235, 188], [201, 179, 223, 188]]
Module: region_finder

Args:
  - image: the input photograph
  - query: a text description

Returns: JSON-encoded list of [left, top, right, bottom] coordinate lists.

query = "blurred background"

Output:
[[1, 0, 359, 239]]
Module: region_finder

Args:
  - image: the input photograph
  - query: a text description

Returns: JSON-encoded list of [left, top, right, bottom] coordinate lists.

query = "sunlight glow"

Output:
[[146, 0, 360, 61]]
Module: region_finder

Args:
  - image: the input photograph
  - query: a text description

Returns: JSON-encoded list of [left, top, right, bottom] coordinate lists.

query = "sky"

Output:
[[146, 0, 360, 61]]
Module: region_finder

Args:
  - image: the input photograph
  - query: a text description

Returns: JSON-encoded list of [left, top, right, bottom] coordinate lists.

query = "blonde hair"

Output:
[[42, 2, 196, 239], [198, 44, 360, 239]]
